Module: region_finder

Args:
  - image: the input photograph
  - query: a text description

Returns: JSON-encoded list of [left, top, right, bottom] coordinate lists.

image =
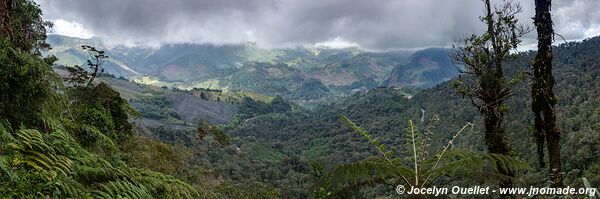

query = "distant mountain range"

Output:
[[46, 35, 458, 101]]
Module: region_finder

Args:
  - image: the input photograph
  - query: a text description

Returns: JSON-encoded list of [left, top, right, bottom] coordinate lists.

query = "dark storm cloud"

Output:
[[36, 0, 600, 50], [256, 0, 484, 49]]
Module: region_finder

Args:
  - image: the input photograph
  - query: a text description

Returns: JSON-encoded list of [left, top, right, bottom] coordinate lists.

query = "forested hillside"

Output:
[[0, 1, 279, 198], [3, 0, 600, 198], [90, 35, 600, 198], [222, 36, 600, 197]]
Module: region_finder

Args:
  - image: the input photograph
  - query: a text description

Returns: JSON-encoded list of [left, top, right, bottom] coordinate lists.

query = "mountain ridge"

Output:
[[46, 35, 458, 102]]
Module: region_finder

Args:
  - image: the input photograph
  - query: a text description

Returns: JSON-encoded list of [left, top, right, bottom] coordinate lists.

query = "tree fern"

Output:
[[316, 116, 531, 197], [315, 157, 413, 197]]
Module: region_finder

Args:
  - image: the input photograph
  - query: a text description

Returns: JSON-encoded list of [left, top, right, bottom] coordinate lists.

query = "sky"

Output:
[[36, 0, 600, 50]]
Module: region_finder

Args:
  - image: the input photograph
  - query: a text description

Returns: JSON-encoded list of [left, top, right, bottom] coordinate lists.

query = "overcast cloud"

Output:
[[35, 0, 600, 50]]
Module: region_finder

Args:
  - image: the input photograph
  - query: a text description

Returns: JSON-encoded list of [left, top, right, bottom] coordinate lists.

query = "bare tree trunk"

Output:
[[532, 0, 562, 187]]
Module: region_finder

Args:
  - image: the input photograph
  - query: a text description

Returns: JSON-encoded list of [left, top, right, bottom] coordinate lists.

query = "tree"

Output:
[[0, 0, 51, 54], [270, 95, 292, 113], [0, 0, 58, 130], [65, 45, 108, 87], [0, 0, 15, 38], [197, 120, 230, 146], [63, 45, 134, 142], [451, 0, 529, 190], [532, 0, 562, 187], [82, 45, 107, 86]]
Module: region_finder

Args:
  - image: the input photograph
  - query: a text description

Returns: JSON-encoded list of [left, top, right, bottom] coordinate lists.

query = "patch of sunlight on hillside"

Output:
[[242, 45, 283, 63], [185, 79, 222, 90], [132, 77, 221, 90], [54, 54, 82, 66], [133, 76, 171, 87], [133, 76, 273, 103]]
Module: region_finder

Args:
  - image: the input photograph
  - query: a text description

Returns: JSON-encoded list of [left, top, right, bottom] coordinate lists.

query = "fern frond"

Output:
[[2, 123, 200, 198], [53, 175, 88, 198], [75, 165, 120, 185], [94, 180, 152, 199], [0, 122, 16, 149], [325, 116, 533, 196], [0, 156, 17, 181], [424, 149, 530, 184], [130, 168, 201, 199], [318, 157, 414, 196], [78, 124, 118, 153], [7, 129, 74, 180], [340, 116, 396, 167]]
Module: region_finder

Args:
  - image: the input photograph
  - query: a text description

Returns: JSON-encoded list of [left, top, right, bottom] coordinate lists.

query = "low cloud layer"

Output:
[[36, 0, 600, 50]]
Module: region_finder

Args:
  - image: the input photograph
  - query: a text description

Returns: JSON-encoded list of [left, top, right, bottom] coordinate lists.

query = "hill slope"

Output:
[[221, 36, 600, 196]]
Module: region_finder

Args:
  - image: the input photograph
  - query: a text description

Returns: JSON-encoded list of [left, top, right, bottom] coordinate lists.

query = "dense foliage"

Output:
[[221, 36, 600, 197], [0, 1, 277, 198], [315, 117, 529, 198], [0, 123, 201, 198]]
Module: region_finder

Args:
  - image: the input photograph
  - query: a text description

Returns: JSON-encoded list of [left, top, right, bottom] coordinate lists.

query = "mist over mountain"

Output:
[[384, 48, 457, 87], [46, 35, 458, 102]]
